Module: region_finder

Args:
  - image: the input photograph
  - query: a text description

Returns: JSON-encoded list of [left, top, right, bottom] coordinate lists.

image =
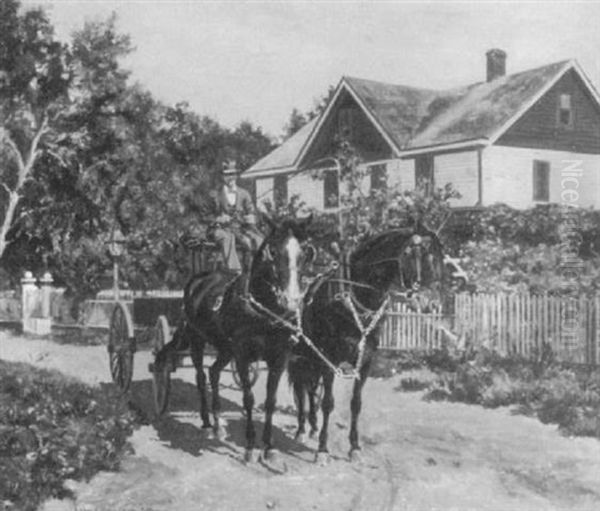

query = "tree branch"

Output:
[[0, 182, 11, 196], [3, 133, 26, 172], [23, 115, 48, 171]]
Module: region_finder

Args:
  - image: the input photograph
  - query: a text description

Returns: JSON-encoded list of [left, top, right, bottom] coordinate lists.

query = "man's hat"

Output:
[[222, 160, 239, 177]]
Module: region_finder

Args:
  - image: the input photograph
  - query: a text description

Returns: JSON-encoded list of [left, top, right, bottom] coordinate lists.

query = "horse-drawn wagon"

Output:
[[106, 240, 259, 415]]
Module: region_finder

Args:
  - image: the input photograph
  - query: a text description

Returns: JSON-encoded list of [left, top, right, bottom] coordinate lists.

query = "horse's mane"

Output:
[[350, 226, 443, 268], [349, 228, 416, 267]]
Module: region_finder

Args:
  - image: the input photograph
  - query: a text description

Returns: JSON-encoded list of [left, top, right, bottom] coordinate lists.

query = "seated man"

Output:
[[211, 162, 264, 272]]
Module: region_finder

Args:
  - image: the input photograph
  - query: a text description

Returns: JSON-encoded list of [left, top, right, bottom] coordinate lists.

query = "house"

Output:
[[243, 50, 600, 211]]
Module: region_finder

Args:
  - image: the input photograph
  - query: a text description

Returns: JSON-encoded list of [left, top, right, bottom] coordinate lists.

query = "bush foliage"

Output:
[[442, 204, 600, 294], [0, 360, 140, 511], [394, 344, 600, 440]]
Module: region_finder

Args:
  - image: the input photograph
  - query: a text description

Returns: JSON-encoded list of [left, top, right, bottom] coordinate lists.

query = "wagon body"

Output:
[[107, 242, 259, 415]]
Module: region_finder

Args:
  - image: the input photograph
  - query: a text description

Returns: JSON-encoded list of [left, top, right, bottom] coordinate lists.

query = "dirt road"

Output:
[[2, 331, 600, 511]]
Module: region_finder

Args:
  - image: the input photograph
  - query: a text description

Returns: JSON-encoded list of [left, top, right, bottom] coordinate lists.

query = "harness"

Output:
[[242, 260, 393, 381], [234, 231, 435, 381]]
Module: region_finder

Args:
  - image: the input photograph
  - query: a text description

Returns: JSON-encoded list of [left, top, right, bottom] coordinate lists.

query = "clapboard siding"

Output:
[[389, 158, 416, 191], [482, 145, 600, 208], [288, 172, 325, 210], [497, 70, 600, 154], [434, 150, 479, 206], [256, 177, 273, 209]]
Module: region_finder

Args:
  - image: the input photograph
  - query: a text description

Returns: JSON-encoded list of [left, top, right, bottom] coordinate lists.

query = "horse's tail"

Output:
[[287, 353, 320, 391]]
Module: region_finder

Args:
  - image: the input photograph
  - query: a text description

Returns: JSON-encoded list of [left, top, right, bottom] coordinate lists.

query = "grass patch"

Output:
[[413, 344, 600, 440], [0, 359, 141, 511]]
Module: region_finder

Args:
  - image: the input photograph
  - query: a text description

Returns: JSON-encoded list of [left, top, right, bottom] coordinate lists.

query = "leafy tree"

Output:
[[281, 85, 336, 139], [0, 0, 70, 262], [282, 108, 307, 138], [0, 7, 276, 296], [318, 135, 459, 250]]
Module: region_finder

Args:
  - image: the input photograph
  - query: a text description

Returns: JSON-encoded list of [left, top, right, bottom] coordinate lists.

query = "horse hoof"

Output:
[[262, 448, 278, 462], [315, 451, 330, 466], [209, 426, 226, 441], [309, 428, 319, 439], [349, 449, 363, 463], [294, 431, 307, 443], [261, 449, 288, 473], [244, 448, 259, 463]]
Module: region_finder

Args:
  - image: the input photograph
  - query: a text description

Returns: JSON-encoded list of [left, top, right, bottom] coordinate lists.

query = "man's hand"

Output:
[[243, 214, 256, 225], [216, 213, 232, 225]]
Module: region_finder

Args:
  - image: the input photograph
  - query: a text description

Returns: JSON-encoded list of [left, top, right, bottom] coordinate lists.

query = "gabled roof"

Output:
[[244, 118, 317, 176], [406, 60, 571, 148], [344, 60, 571, 151], [246, 59, 592, 176]]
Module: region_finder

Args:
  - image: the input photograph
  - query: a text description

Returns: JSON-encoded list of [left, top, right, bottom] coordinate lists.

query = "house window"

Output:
[[557, 93, 573, 128], [273, 174, 288, 206], [370, 163, 387, 192], [415, 155, 434, 194], [239, 178, 256, 203], [338, 107, 355, 140], [323, 169, 339, 209], [533, 160, 550, 202]]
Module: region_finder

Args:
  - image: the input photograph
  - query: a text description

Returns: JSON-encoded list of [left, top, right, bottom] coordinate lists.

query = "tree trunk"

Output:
[[0, 117, 48, 260]]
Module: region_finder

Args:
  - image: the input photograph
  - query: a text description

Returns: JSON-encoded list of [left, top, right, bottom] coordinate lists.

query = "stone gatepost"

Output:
[[21, 271, 53, 335], [40, 272, 53, 319], [21, 271, 38, 334]]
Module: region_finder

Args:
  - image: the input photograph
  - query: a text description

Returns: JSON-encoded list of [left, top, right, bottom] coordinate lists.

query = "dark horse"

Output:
[[289, 226, 445, 462], [156, 216, 314, 461]]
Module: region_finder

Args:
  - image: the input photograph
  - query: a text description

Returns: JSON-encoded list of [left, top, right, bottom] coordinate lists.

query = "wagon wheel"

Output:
[[108, 302, 135, 392], [152, 315, 171, 416], [230, 359, 260, 389]]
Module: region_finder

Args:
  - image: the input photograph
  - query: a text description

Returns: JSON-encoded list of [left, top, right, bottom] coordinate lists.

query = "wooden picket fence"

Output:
[[454, 293, 600, 365], [380, 300, 452, 351], [380, 293, 600, 365]]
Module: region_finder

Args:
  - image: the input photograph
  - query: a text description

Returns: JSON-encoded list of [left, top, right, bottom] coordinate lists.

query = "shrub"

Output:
[[420, 342, 600, 441], [0, 360, 140, 511]]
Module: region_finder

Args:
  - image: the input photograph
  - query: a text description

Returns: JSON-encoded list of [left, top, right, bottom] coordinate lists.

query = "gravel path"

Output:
[[2, 331, 600, 511]]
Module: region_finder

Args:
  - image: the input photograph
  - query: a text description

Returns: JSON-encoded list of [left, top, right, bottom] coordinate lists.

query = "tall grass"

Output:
[[0, 360, 140, 511]]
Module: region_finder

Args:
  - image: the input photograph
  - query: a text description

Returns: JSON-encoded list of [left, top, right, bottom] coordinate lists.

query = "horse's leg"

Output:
[[307, 377, 319, 438], [316, 371, 335, 465], [208, 347, 232, 439], [349, 359, 371, 462], [262, 357, 285, 459], [236, 358, 257, 462], [189, 339, 210, 430], [293, 380, 307, 441]]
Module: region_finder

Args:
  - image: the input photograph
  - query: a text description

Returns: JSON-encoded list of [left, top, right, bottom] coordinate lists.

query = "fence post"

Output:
[[40, 272, 53, 319], [21, 271, 38, 334]]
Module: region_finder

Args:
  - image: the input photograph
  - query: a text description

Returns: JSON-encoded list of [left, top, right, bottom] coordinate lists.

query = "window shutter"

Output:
[[415, 155, 434, 194], [532, 160, 550, 202], [273, 175, 288, 206], [557, 93, 573, 128], [323, 170, 339, 209], [370, 163, 387, 192]]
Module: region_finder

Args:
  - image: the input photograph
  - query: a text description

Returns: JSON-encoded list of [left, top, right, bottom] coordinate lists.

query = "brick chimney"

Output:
[[486, 49, 507, 82]]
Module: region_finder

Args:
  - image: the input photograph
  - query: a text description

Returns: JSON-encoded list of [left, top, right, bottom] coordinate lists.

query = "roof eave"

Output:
[[398, 138, 489, 157], [241, 165, 298, 179]]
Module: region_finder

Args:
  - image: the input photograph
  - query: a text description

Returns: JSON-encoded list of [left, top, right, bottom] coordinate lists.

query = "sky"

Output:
[[22, 0, 600, 139]]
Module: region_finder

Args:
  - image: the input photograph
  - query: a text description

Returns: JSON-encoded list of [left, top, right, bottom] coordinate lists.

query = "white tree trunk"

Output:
[[0, 116, 48, 260]]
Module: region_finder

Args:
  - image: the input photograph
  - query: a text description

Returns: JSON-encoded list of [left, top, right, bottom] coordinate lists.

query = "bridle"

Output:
[[244, 231, 443, 381]]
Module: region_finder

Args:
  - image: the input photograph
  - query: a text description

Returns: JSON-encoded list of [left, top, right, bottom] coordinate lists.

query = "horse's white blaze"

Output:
[[284, 235, 302, 309]]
